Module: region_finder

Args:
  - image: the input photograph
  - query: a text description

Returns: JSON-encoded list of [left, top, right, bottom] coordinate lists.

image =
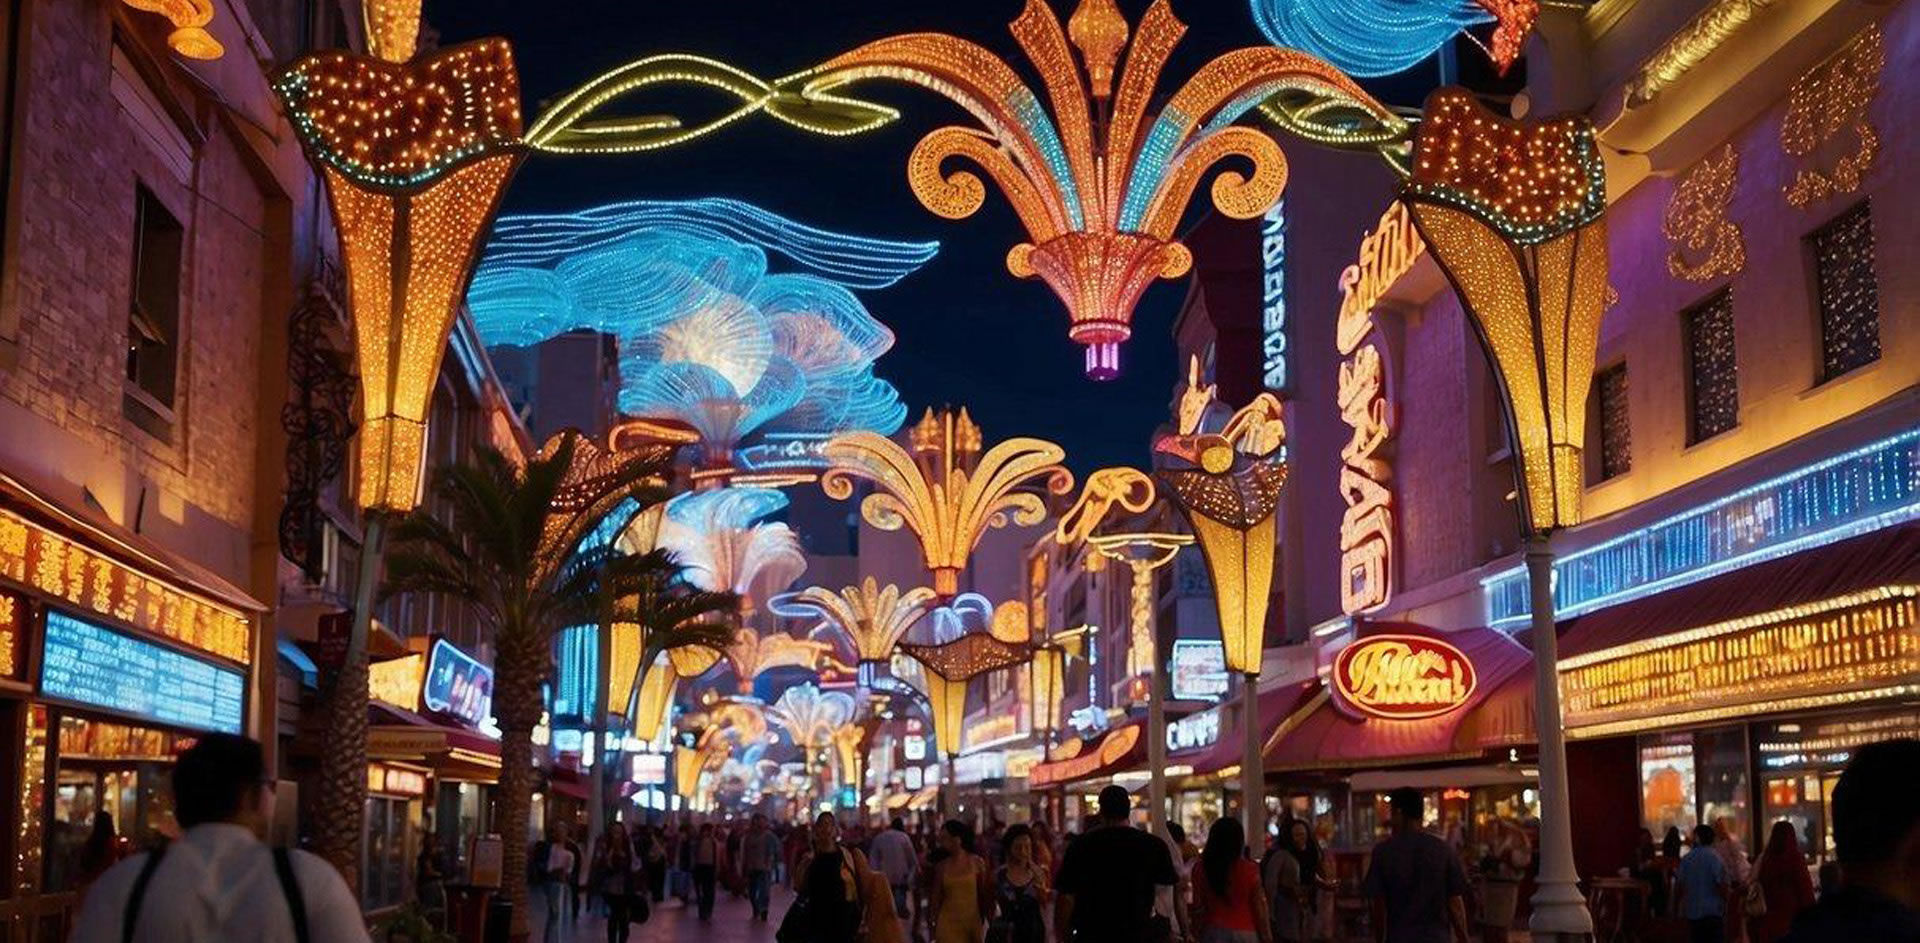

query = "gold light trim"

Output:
[[1781, 24, 1883, 209], [1664, 145, 1745, 283], [1623, 0, 1778, 107]]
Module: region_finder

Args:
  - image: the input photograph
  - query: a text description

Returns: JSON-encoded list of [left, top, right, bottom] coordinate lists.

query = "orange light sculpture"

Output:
[[782, 578, 937, 692], [274, 3, 526, 512], [822, 408, 1073, 598], [804, 0, 1398, 379]]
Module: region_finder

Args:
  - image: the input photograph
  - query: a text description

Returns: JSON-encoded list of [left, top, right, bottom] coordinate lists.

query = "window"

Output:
[[1587, 364, 1631, 483], [126, 186, 184, 409], [1683, 289, 1738, 444], [1810, 202, 1880, 382]]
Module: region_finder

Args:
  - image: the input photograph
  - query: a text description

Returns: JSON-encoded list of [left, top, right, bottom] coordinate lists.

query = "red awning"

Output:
[[1454, 523, 1920, 751], [548, 765, 591, 801], [367, 701, 501, 782], [1170, 681, 1318, 776], [1029, 720, 1147, 788], [1267, 627, 1534, 771]]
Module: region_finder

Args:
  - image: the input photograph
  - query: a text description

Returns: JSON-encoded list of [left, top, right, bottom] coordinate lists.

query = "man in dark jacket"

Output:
[[1782, 738, 1920, 943]]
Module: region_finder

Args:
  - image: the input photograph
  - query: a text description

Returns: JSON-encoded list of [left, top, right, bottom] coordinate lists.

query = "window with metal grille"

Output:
[[1810, 202, 1880, 382], [1587, 364, 1630, 483], [1684, 289, 1738, 444]]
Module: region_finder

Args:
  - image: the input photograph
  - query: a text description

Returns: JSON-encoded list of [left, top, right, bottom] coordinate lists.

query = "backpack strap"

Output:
[[122, 845, 169, 943], [272, 848, 312, 943]]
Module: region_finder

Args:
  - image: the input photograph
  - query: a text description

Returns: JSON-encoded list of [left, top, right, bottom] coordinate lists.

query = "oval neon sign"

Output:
[[1333, 634, 1476, 720]]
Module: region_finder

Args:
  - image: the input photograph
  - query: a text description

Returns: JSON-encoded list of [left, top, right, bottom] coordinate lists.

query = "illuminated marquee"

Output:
[[41, 610, 246, 734], [422, 638, 493, 729], [1261, 200, 1289, 393], [1029, 723, 1141, 788], [1169, 639, 1229, 702], [368, 652, 424, 710], [0, 507, 251, 664], [962, 713, 1022, 754], [367, 763, 428, 797], [0, 590, 22, 681], [1332, 634, 1475, 720], [1166, 708, 1221, 752], [1333, 204, 1414, 616]]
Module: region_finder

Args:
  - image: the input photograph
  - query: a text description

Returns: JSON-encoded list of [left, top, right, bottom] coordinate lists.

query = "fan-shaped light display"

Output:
[[801, 0, 1404, 378], [767, 683, 858, 774], [899, 633, 1032, 758], [1251, 0, 1538, 78], [656, 488, 807, 610], [776, 578, 937, 666], [721, 627, 831, 685]]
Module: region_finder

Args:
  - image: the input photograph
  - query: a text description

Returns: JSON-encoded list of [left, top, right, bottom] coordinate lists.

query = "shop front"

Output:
[[1028, 720, 1146, 832], [0, 480, 265, 931]]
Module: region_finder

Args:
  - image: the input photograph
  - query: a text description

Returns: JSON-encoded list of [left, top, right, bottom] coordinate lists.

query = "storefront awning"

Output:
[[1169, 682, 1318, 777], [1029, 719, 1146, 788], [1267, 627, 1534, 772], [548, 764, 590, 801], [1457, 522, 1920, 748], [368, 701, 501, 782]]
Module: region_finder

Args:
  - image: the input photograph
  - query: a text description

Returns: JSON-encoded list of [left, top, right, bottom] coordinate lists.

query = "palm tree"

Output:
[[379, 431, 731, 932]]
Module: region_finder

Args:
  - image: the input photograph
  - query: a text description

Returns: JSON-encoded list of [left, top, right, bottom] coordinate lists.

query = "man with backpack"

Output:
[[71, 733, 368, 942]]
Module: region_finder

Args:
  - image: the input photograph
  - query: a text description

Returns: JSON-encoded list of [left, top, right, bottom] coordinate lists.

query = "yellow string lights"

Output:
[[899, 633, 1032, 758], [1401, 89, 1608, 534], [1781, 25, 1883, 209], [1664, 145, 1745, 283], [822, 408, 1073, 598], [120, 0, 223, 60]]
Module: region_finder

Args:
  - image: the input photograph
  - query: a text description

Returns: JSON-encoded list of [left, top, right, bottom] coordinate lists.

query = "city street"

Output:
[[533, 889, 799, 943]]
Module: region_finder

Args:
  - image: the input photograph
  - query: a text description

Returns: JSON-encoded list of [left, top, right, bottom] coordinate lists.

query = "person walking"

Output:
[[788, 811, 875, 942], [1192, 817, 1272, 943], [1678, 824, 1731, 943], [1265, 819, 1327, 942], [642, 826, 667, 903], [70, 734, 368, 943], [567, 824, 588, 922], [1360, 787, 1470, 943], [1054, 785, 1181, 943], [535, 823, 576, 943], [1749, 821, 1814, 943], [692, 822, 721, 920], [1782, 738, 1920, 941], [592, 823, 644, 943], [990, 824, 1049, 943], [742, 813, 781, 922], [1715, 818, 1755, 943], [931, 820, 990, 943], [870, 816, 921, 926]]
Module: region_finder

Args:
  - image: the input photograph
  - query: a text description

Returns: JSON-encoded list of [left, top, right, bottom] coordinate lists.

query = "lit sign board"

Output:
[[422, 638, 493, 729], [1030, 723, 1141, 788], [367, 764, 427, 797], [40, 610, 245, 733], [1166, 709, 1222, 753], [954, 750, 1005, 785], [904, 766, 923, 790], [0, 590, 23, 681], [368, 653, 424, 710], [1169, 640, 1229, 701], [1334, 203, 1407, 617], [962, 714, 1020, 753], [1332, 634, 1475, 720], [903, 735, 927, 762], [1261, 199, 1289, 393], [631, 753, 668, 785], [1335, 201, 1424, 351]]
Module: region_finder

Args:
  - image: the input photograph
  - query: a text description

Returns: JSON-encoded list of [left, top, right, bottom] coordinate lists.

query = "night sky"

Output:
[[425, 0, 1449, 473]]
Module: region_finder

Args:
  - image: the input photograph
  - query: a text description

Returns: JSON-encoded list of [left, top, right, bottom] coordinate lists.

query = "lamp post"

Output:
[[900, 632, 1032, 817], [1154, 362, 1288, 841], [1399, 88, 1608, 940]]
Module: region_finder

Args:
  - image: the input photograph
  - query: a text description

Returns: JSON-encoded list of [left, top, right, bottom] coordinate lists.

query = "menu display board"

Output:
[[422, 638, 493, 728], [40, 610, 245, 733], [1169, 640, 1229, 702]]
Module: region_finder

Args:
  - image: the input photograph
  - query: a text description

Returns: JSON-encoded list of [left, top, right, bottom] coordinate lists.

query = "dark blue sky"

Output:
[[426, 0, 1450, 473]]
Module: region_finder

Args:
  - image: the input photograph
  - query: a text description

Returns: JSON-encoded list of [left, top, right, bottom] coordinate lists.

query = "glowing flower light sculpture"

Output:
[[767, 683, 858, 798], [720, 627, 831, 688], [656, 488, 807, 613], [1250, 0, 1539, 78], [803, 0, 1403, 379], [1397, 87, 1607, 936], [1154, 358, 1287, 839], [899, 631, 1031, 804], [775, 578, 938, 689], [823, 408, 1074, 598], [121, 0, 224, 59]]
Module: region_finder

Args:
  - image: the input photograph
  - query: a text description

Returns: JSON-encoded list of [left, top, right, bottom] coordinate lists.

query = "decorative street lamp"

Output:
[[780, 578, 939, 690], [801, 0, 1401, 379], [1154, 361, 1288, 840], [1399, 87, 1607, 939], [1054, 467, 1192, 836], [823, 408, 1074, 598], [898, 631, 1032, 812]]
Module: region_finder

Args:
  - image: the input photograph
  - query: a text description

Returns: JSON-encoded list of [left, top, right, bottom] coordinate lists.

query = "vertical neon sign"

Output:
[[1261, 200, 1289, 393]]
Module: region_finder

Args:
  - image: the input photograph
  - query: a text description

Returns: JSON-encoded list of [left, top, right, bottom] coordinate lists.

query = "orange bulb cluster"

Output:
[[1405, 89, 1605, 245]]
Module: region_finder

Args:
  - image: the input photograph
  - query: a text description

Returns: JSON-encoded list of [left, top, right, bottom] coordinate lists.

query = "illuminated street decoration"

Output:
[[823, 408, 1073, 598], [1251, 0, 1537, 77], [121, 0, 223, 59], [631, 654, 677, 742], [275, 28, 525, 510], [767, 684, 857, 774], [1781, 24, 1883, 209], [900, 633, 1031, 759], [1154, 358, 1287, 676], [779, 578, 937, 668], [1331, 634, 1477, 720], [656, 489, 806, 611], [1401, 88, 1608, 532], [803, 0, 1403, 379], [471, 205, 926, 478], [1664, 145, 1745, 283], [1260, 201, 1289, 394], [721, 627, 830, 685], [1625, 0, 1780, 107], [527, 55, 900, 154], [1334, 220, 1399, 614]]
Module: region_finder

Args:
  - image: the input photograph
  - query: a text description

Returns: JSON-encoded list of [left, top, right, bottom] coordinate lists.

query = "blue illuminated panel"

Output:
[[422, 638, 494, 729], [41, 610, 245, 733], [1485, 428, 1920, 628], [551, 625, 596, 724]]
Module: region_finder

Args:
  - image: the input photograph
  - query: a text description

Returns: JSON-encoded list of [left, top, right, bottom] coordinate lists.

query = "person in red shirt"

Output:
[[1191, 817, 1273, 943]]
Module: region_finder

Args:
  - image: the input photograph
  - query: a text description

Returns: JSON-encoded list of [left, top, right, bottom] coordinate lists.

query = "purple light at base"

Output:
[[1085, 341, 1122, 380]]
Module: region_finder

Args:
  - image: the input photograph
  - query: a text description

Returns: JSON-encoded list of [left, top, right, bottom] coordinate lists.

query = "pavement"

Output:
[[531, 886, 799, 942]]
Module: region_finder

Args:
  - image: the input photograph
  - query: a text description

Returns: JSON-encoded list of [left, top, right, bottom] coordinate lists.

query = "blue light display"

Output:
[[422, 638, 494, 729], [1251, 0, 1491, 78], [666, 487, 788, 529], [552, 624, 598, 724], [1485, 428, 1920, 628], [470, 200, 927, 468], [41, 610, 246, 734]]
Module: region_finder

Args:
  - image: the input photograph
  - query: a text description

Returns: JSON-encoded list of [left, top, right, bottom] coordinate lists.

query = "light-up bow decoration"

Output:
[[470, 201, 932, 479], [1153, 359, 1288, 676], [1251, 0, 1538, 78], [822, 407, 1074, 598], [274, 19, 525, 511], [801, 0, 1401, 379], [655, 488, 807, 614], [1399, 89, 1607, 533]]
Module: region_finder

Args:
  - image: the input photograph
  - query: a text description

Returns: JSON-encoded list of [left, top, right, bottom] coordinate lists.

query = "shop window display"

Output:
[[1639, 732, 1697, 838], [1696, 726, 1751, 854], [45, 715, 183, 892], [1756, 708, 1918, 867]]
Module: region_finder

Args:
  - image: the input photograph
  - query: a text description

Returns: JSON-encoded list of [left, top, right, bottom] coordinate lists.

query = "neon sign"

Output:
[[1166, 709, 1222, 752], [1261, 199, 1289, 393], [41, 610, 245, 733], [1333, 634, 1475, 720], [1334, 203, 1410, 616], [1169, 639, 1229, 702], [1029, 723, 1141, 788], [422, 638, 493, 729], [1335, 202, 1424, 353]]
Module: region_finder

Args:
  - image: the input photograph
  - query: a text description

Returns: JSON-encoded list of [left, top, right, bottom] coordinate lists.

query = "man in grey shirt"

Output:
[[1362, 787, 1470, 943]]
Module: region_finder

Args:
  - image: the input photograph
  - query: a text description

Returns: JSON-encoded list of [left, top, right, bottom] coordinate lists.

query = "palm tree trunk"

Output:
[[494, 625, 546, 938], [313, 646, 368, 891]]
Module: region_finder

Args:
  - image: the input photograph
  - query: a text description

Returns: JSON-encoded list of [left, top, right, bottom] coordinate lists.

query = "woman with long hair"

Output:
[[1193, 818, 1272, 943], [592, 822, 642, 943], [988, 824, 1048, 943], [1264, 818, 1328, 942], [789, 811, 882, 942], [930, 819, 990, 943], [1749, 820, 1815, 943]]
